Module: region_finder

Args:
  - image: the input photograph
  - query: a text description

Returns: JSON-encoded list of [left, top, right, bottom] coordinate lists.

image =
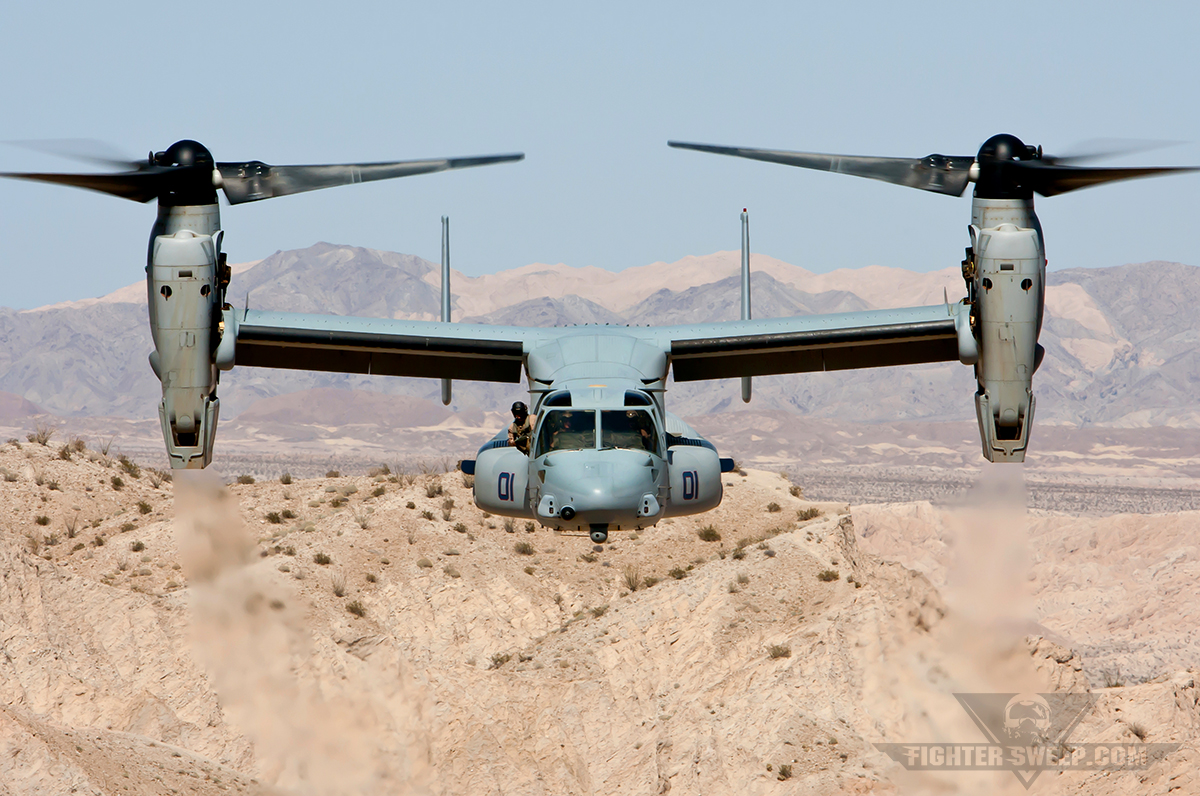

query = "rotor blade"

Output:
[[0, 168, 165, 202], [1041, 138, 1182, 166], [1014, 161, 1200, 197], [217, 152, 524, 205], [668, 141, 975, 196], [4, 138, 144, 170]]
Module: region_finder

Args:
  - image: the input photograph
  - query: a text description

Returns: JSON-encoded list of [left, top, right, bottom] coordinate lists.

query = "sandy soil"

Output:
[[0, 438, 1196, 794]]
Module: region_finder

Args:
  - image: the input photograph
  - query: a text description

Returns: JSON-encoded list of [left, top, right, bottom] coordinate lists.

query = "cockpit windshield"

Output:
[[600, 410, 659, 455], [535, 410, 597, 455]]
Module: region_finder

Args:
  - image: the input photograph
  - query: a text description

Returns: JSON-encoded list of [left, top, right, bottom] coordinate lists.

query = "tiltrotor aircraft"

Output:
[[3, 135, 1194, 544]]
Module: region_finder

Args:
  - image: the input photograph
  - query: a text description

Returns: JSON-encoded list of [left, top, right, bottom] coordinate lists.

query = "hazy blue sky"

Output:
[[1, 1, 1197, 309]]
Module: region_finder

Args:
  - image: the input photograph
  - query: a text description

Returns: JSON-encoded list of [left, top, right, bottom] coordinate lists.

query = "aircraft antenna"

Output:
[[440, 215, 453, 406], [740, 208, 752, 403]]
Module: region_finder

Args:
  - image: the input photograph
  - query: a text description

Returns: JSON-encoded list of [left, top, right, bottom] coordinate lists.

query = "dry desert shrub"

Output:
[[817, 569, 839, 582], [372, 485, 385, 497], [798, 507, 822, 521], [696, 525, 721, 542], [265, 512, 282, 524], [425, 479, 444, 498], [57, 444, 73, 461], [504, 518, 515, 533], [767, 644, 791, 659], [346, 600, 366, 617], [118, 455, 141, 479], [236, 474, 255, 485], [420, 510, 434, 521], [313, 552, 331, 565], [766, 502, 782, 513], [331, 571, 346, 597], [279, 472, 293, 484], [622, 565, 641, 591], [325, 470, 340, 478], [138, 501, 152, 515], [27, 424, 55, 446], [514, 541, 535, 556], [788, 484, 803, 498]]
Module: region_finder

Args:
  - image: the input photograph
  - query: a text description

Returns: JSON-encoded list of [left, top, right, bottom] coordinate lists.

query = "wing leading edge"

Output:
[[234, 310, 543, 383], [650, 304, 966, 382], [233, 303, 967, 385]]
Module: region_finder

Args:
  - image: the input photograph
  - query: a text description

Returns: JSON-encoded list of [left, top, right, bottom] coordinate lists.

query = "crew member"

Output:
[[508, 401, 534, 455]]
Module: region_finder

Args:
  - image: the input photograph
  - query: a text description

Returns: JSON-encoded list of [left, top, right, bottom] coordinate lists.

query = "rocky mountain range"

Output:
[[2, 243, 1199, 430], [2, 441, 1196, 794]]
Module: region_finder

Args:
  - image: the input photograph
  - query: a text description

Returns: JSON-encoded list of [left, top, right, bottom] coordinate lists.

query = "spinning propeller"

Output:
[[0, 137, 525, 470], [2, 139, 524, 206], [668, 133, 1196, 199]]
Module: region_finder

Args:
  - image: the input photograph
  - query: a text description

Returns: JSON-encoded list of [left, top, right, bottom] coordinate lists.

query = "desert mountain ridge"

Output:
[[2, 243, 1198, 433], [0, 437, 1195, 794]]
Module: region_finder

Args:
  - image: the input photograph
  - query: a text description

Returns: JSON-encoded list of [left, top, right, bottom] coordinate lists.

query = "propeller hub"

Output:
[[154, 140, 214, 169], [974, 134, 1041, 200], [976, 133, 1039, 165]]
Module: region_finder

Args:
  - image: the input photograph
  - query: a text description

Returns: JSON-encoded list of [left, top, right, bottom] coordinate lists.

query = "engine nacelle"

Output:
[[473, 437, 533, 517], [969, 221, 1044, 462], [664, 444, 723, 516], [148, 229, 221, 468]]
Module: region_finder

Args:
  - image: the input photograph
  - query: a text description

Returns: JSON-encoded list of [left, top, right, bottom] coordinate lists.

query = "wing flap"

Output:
[[235, 311, 529, 383], [667, 310, 961, 381]]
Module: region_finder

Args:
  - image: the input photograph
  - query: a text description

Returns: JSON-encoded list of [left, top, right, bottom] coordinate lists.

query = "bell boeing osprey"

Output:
[[4, 135, 1194, 543]]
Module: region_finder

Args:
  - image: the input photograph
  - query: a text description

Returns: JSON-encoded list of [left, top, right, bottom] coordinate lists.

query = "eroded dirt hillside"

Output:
[[0, 437, 1196, 795]]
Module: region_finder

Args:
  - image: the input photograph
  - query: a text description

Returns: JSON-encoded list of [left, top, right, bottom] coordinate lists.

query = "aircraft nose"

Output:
[[540, 451, 659, 527]]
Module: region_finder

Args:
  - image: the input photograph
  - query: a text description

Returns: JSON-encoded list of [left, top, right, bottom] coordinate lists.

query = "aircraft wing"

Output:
[[234, 310, 546, 383], [641, 303, 968, 382]]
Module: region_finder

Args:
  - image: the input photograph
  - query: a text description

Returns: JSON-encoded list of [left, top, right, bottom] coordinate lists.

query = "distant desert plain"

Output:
[[1, 246, 1199, 794]]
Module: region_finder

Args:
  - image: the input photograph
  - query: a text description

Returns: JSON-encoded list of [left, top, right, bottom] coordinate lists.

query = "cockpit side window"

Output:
[[534, 410, 597, 455], [600, 410, 659, 455]]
